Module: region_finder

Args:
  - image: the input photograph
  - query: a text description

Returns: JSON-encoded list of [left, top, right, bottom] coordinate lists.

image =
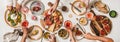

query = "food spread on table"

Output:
[[3, 0, 118, 42]]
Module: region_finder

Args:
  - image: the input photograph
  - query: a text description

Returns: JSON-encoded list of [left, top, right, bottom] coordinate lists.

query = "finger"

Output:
[[48, 35, 52, 40], [83, 33, 89, 37], [48, 8, 53, 14]]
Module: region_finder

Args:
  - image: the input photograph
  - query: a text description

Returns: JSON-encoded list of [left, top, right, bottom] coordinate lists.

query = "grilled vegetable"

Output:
[[90, 21, 100, 36], [44, 32, 50, 39]]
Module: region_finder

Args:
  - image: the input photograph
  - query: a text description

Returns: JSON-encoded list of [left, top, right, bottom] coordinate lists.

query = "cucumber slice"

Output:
[[10, 20, 17, 26], [7, 16, 12, 21]]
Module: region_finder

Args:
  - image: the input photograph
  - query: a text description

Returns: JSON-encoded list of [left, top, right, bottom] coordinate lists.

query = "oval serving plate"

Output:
[[90, 15, 112, 36], [4, 8, 26, 28], [93, 1, 110, 14]]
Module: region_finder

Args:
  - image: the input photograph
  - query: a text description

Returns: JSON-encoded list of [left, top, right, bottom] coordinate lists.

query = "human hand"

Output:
[[21, 6, 29, 14], [48, 0, 60, 14], [48, 34, 56, 42], [22, 27, 28, 36], [21, 27, 28, 42], [7, 6, 13, 11], [16, 3, 21, 11], [84, 33, 96, 40], [84, 33, 114, 42]]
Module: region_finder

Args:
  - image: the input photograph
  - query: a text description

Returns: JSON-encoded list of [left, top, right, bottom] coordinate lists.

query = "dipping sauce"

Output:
[[79, 17, 88, 26], [61, 6, 68, 12], [109, 10, 117, 18], [64, 20, 72, 29], [86, 12, 94, 20]]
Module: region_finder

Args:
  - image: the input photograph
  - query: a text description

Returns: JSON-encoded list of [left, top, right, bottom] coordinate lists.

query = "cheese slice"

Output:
[[48, 23, 55, 32]]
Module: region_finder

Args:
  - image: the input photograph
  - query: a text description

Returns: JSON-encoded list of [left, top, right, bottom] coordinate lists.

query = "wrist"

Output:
[[23, 33, 28, 37], [92, 36, 99, 40]]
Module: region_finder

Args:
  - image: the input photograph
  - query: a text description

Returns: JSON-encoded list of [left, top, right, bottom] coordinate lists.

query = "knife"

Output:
[[70, 3, 81, 12], [76, 23, 85, 34]]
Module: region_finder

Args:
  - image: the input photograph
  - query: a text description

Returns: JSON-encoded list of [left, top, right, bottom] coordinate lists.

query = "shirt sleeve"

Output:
[[17, 0, 24, 5], [7, 0, 13, 6]]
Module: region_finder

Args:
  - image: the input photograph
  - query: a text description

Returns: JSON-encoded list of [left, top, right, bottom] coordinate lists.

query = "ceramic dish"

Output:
[[28, 25, 43, 40], [85, 12, 94, 20], [73, 24, 86, 40], [79, 17, 88, 26], [58, 29, 69, 39], [64, 20, 73, 29], [109, 10, 117, 18], [94, 1, 110, 14], [43, 32, 50, 40], [4, 8, 26, 28], [42, 10, 63, 32], [30, 0, 45, 15], [71, 1, 87, 16]]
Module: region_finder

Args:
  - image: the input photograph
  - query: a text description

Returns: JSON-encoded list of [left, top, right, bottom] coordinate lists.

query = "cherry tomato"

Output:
[[104, 25, 110, 32], [102, 19, 109, 25], [100, 29, 105, 36], [22, 20, 29, 27]]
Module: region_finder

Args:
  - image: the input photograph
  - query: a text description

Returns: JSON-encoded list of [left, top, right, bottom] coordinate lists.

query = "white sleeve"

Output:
[[17, 0, 24, 5], [22, 0, 30, 6], [13, 0, 17, 7], [7, 0, 13, 6]]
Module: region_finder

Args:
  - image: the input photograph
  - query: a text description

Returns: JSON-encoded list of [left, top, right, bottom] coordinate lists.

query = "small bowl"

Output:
[[58, 29, 69, 39], [30, 1, 45, 15]]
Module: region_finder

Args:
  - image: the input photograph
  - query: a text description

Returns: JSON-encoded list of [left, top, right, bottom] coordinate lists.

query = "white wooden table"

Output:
[[0, 0, 120, 42]]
